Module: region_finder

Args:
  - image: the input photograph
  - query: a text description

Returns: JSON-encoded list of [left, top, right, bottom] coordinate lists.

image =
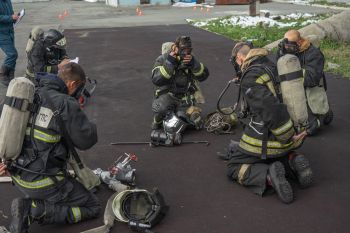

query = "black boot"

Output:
[[9, 198, 45, 233], [322, 109, 334, 125], [9, 198, 32, 233], [289, 153, 313, 188], [267, 161, 294, 204]]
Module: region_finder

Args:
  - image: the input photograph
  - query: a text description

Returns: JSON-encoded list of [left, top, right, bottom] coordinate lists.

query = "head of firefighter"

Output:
[[1, 62, 101, 233], [277, 29, 333, 136], [220, 43, 313, 204], [150, 36, 209, 146]]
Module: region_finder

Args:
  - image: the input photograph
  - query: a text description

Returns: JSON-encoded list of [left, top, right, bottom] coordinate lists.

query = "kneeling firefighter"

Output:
[[25, 27, 97, 108], [150, 36, 209, 146], [221, 43, 313, 204], [277, 30, 333, 135], [25, 28, 69, 81], [0, 63, 101, 233]]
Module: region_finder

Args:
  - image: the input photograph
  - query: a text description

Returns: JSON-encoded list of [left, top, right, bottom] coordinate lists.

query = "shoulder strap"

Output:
[[40, 90, 84, 169]]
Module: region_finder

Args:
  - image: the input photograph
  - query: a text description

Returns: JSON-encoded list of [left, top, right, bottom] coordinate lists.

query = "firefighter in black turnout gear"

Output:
[[223, 43, 313, 204], [277, 30, 333, 135], [1, 63, 101, 232], [151, 36, 209, 145], [25, 28, 70, 81]]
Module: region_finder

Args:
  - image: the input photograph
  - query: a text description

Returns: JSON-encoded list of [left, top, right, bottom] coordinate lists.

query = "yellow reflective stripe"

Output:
[[275, 127, 295, 143], [155, 89, 161, 97], [241, 134, 293, 149], [12, 175, 64, 189], [26, 127, 61, 143], [32, 201, 37, 208], [193, 63, 205, 76], [239, 140, 292, 156], [266, 81, 277, 97], [271, 119, 293, 136], [153, 66, 171, 79], [255, 73, 270, 84], [45, 66, 52, 73], [256, 74, 276, 96], [26, 69, 34, 78], [71, 207, 81, 223], [238, 164, 250, 184], [33, 129, 61, 143], [26, 128, 61, 143]]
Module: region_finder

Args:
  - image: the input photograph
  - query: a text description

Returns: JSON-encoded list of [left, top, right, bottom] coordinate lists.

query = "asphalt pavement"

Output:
[[1, 24, 349, 233]]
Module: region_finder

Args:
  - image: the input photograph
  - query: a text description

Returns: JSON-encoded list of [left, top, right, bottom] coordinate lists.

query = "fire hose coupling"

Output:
[[93, 153, 137, 188]]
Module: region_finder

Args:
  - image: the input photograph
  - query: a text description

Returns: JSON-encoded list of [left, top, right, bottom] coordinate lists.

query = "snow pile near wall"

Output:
[[188, 13, 321, 28]]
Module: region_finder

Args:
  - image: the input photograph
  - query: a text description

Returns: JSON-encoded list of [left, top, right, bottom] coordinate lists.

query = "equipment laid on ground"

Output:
[[112, 188, 168, 231], [186, 106, 203, 130], [0, 77, 35, 161], [204, 107, 238, 134], [277, 54, 308, 131], [80, 186, 129, 233], [81, 188, 167, 233], [94, 153, 137, 187], [111, 140, 209, 146], [151, 113, 187, 146]]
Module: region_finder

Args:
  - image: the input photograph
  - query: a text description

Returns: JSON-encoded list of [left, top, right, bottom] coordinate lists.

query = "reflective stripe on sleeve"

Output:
[[152, 66, 171, 79], [193, 63, 205, 76], [271, 119, 293, 136], [71, 207, 82, 223]]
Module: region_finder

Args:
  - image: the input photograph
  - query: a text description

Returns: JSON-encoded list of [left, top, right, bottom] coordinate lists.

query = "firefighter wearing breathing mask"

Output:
[[222, 43, 313, 204], [150, 36, 209, 145], [277, 30, 333, 135], [25, 29, 70, 82], [0, 63, 101, 233]]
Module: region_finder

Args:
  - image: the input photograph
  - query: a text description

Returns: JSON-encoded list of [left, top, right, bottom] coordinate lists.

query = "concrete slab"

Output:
[[0, 24, 350, 233]]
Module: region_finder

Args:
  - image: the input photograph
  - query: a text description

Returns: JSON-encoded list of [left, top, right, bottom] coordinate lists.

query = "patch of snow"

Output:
[[214, 16, 298, 28], [328, 62, 341, 69], [189, 13, 321, 28], [279, 12, 315, 20], [300, 19, 319, 25]]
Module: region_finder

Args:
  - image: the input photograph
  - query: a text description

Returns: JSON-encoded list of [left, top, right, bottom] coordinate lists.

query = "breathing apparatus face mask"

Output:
[[230, 41, 253, 79], [230, 56, 242, 79], [176, 36, 192, 61], [279, 38, 299, 55], [179, 47, 192, 61], [71, 82, 86, 100]]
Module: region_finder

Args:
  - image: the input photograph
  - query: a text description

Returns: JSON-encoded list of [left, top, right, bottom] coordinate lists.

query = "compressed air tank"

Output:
[[277, 54, 308, 129], [0, 77, 35, 161]]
